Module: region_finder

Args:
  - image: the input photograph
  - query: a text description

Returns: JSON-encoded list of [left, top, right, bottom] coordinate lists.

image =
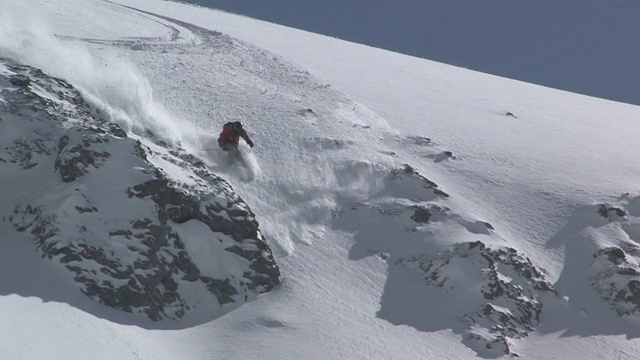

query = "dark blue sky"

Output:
[[184, 0, 640, 105]]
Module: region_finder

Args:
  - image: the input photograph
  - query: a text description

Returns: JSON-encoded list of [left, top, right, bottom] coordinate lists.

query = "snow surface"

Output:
[[179, 0, 640, 107], [1, 0, 640, 359]]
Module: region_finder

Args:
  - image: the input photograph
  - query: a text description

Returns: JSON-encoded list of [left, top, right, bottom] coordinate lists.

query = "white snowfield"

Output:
[[1, 0, 640, 359]]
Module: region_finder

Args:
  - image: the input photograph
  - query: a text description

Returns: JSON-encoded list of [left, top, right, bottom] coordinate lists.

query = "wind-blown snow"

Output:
[[2, 0, 640, 359], [0, 3, 197, 144]]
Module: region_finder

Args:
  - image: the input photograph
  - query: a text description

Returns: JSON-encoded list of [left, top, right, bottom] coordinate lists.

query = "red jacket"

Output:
[[218, 127, 253, 147]]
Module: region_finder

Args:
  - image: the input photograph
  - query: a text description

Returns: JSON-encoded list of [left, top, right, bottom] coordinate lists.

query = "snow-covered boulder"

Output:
[[588, 202, 640, 316], [552, 199, 640, 321], [592, 244, 640, 316], [1, 60, 280, 321], [401, 241, 556, 357], [333, 161, 559, 357]]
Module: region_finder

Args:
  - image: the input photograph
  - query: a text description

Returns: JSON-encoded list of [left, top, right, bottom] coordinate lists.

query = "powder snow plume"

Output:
[[0, 3, 196, 145]]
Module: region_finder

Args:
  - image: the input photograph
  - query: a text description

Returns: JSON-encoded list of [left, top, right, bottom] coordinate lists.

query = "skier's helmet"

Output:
[[232, 121, 243, 131]]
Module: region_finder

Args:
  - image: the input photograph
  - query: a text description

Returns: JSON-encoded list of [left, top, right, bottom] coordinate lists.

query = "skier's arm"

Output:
[[240, 130, 254, 147]]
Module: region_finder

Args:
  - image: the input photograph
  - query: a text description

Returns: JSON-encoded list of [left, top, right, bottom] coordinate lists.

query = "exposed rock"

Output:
[[430, 150, 456, 163], [1, 59, 280, 321], [393, 164, 449, 198], [407, 135, 432, 146], [55, 132, 112, 182], [10, 74, 31, 87], [592, 242, 640, 316], [401, 241, 555, 357], [296, 108, 316, 116], [411, 207, 431, 223], [598, 247, 626, 265], [597, 204, 627, 221]]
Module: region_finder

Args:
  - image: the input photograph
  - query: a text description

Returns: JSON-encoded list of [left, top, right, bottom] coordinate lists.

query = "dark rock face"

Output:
[[592, 241, 640, 316], [597, 204, 627, 221], [55, 132, 112, 182], [556, 202, 640, 318], [411, 207, 431, 223], [400, 241, 556, 357], [1, 60, 280, 321], [127, 170, 280, 297]]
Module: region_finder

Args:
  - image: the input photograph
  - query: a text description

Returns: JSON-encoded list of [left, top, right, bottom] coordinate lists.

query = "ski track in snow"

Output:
[[3, 0, 640, 359]]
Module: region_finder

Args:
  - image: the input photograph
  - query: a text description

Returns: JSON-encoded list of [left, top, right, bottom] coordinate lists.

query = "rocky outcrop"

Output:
[[1, 59, 280, 321], [562, 201, 640, 318], [334, 161, 538, 357], [401, 241, 556, 357], [597, 204, 627, 221], [592, 241, 640, 316], [393, 164, 450, 198]]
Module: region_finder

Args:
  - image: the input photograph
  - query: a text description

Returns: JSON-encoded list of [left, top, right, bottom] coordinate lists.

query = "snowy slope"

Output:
[[178, 0, 640, 107], [2, 0, 640, 359], [0, 28, 281, 326]]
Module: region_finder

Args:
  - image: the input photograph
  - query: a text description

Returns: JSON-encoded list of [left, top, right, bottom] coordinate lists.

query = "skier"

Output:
[[217, 121, 254, 151]]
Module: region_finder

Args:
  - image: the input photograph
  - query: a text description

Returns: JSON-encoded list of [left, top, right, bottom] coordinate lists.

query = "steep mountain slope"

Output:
[[179, 0, 640, 106], [0, 59, 280, 322], [2, 0, 640, 359]]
